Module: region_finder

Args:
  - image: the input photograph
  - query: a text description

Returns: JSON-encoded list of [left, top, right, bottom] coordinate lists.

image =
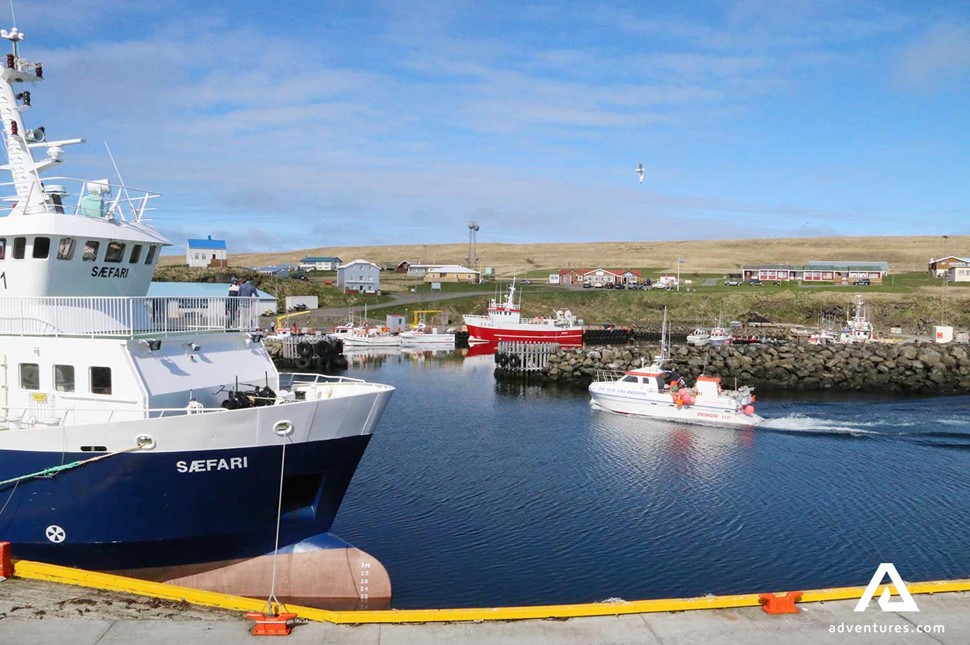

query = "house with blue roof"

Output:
[[186, 235, 228, 268]]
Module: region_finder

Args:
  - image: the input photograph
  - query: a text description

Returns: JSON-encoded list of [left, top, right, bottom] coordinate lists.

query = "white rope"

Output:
[[263, 435, 288, 615]]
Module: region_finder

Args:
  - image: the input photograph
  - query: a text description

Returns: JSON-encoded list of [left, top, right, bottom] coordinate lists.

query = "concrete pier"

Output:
[[2, 575, 968, 644]]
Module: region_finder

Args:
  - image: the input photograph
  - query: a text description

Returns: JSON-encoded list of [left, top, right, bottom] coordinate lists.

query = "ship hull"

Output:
[[464, 317, 583, 347], [0, 435, 370, 570]]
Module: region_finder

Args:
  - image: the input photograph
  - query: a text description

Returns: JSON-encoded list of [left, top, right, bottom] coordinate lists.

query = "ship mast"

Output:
[[0, 25, 84, 216]]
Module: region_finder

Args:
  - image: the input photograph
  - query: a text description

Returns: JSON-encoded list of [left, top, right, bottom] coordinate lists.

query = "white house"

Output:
[[337, 259, 382, 293], [948, 267, 970, 283], [186, 235, 227, 268], [299, 256, 342, 271]]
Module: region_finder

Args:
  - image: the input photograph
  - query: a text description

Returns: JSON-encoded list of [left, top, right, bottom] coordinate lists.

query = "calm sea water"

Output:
[[330, 348, 970, 609]]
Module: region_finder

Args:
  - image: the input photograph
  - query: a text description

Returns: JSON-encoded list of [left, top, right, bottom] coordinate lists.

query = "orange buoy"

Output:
[[743, 404, 755, 416]]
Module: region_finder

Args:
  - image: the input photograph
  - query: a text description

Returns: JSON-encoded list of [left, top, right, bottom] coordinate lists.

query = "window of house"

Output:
[[20, 363, 39, 390], [105, 241, 125, 263], [32, 236, 50, 259], [90, 366, 112, 395], [83, 240, 100, 261], [145, 245, 157, 265], [129, 244, 142, 264], [54, 364, 75, 392], [13, 237, 26, 259], [57, 237, 76, 260]]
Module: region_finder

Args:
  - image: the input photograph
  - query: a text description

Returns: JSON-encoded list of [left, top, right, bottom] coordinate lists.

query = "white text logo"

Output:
[[854, 563, 919, 613]]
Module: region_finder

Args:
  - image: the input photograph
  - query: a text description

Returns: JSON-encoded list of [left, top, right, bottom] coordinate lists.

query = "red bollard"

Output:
[[759, 591, 804, 614], [245, 611, 298, 636], [0, 541, 13, 578]]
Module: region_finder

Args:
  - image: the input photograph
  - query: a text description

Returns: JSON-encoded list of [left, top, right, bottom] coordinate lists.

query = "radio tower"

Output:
[[466, 220, 480, 271]]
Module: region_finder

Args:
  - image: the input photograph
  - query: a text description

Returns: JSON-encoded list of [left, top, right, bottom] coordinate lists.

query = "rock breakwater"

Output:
[[497, 342, 970, 393]]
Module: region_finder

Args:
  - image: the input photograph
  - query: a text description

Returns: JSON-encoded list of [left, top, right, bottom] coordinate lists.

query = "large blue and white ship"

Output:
[[0, 24, 394, 607]]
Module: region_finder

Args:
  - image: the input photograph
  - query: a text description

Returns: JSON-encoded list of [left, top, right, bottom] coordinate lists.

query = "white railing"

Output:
[[0, 176, 159, 222], [0, 296, 262, 337]]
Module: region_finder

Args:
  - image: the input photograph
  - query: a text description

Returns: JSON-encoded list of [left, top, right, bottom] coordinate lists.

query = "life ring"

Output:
[[296, 342, 313, 358], [294, 357, 313, 370], [508, 354, 521, 368]]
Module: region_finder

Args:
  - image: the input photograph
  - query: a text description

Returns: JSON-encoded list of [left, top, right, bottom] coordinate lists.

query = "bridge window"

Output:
[[90, 366, 112, 395], [57, 238, 76, 260], [83, 240, 100, 261], [33, 236, 50, 259], [145, 245, 157, 265], [54, 364, 75, 392], [19, 363, 39, 390], [13, 237, 26, 259], [129, 244, 143, 264], [105, 241, 125, 263]]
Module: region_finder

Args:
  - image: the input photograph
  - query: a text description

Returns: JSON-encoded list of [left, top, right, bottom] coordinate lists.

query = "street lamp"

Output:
[[676, 258, 686, 292]]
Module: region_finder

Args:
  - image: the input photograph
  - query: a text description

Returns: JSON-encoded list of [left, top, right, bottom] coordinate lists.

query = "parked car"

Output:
[[521, 279, 533, 285], [748, 279, 763, 286], [583, 282, 592, 289], [853, 278, 871, 286], [614, 283, 625, 290], [605, 282, 615, 289], [724, 278, 742, 286], [642, 278, 653, 287], [594, 283, 604, 288]]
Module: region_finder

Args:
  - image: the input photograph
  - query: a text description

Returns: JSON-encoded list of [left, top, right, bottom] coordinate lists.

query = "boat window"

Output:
[[20, 363, 40, 390], [13, 237, 26, 259], [33, 236, 51, 259], [54, 364, 75, 392], [145, 245, 157, 265], [83, 240, 100, 261], [105, 241, 125, 263], [90, 366, 112, 395], [0, 238, 5, 260], [129, 244, 143, 264], [620, 375, 639, 383], [57, 237, 76, 260]]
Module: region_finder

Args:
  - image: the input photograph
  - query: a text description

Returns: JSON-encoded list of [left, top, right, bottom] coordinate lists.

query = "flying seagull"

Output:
[[635, 163, 645, 184]]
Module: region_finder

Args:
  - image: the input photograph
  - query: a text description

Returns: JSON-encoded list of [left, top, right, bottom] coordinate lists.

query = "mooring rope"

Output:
[[0, 444, 144, 490], [262, 430, 289, 616]]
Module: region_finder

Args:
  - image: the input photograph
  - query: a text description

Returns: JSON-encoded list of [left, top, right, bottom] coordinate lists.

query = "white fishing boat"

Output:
[[686, 327, 710, 346], [398, 309, 455, 346], [839, 294, 875, 344], [588, 309, 763, 427], [0, 21, 394, 607]]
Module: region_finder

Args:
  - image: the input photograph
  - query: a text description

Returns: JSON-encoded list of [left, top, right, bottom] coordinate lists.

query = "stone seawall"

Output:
[[496, 342, 970, 393]]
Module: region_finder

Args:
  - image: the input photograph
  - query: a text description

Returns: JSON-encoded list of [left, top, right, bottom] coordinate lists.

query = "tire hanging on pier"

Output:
[[294, 357, 313, 370], [296, 342, 314, 358], [508, 354, 521, 368]]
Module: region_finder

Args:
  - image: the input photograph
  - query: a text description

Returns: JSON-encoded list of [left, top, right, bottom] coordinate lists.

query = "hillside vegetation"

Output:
[[163, 235, 968, 277]]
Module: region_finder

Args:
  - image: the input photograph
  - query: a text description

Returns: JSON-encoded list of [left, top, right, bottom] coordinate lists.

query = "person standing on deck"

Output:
[[237, 279, 258, 329], [226, 277, 240, 327]]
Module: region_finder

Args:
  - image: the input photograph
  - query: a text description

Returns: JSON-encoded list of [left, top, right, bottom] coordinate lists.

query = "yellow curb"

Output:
[[13, 560, 970, 624]]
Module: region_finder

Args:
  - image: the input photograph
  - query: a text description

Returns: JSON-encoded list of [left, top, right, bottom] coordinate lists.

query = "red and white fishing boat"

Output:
[[463, 280, 584, 347]]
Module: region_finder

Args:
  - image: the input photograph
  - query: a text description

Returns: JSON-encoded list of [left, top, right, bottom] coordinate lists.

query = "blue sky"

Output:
[[10, 1, 970, 253]]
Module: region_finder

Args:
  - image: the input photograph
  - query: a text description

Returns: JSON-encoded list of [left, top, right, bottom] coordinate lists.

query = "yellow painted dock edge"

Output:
[[12, 560, 970, 625]]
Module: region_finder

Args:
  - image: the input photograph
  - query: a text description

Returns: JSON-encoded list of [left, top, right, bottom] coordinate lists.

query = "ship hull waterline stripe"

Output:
[[13, 560, 970, 624]]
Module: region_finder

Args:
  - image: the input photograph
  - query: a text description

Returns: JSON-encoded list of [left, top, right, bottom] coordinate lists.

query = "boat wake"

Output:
[[759, 414, 879, 437]]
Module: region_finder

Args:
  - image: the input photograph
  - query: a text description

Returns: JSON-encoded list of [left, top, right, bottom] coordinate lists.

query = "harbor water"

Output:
[[331, 348, 970, 609]]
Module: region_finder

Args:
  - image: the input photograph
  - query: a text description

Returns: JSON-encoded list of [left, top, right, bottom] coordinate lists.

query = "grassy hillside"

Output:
[[162, 235, 968, 277]]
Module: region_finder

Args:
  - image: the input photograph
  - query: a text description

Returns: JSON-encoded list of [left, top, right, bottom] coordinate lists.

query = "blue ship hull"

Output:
[[0, 435, 371, 570]]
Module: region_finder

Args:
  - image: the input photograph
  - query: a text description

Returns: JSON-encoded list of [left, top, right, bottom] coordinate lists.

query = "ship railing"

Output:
[[279, 373, 368, 387], [0, 296, 263, 337], [593, 369, 628, 382], [0, 176, 159, 222]]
